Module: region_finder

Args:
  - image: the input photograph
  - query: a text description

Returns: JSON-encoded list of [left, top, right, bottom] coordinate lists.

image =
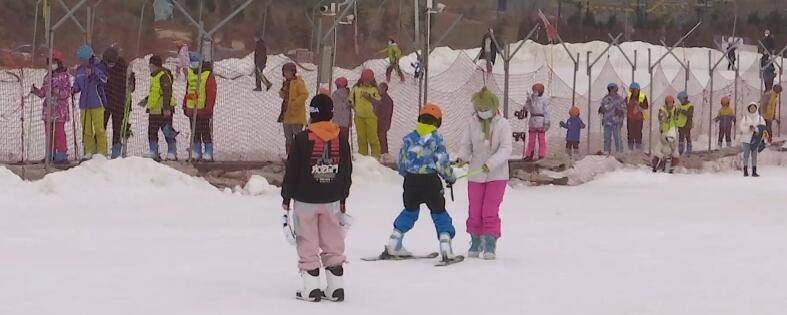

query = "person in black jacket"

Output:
[[478, 28, 499, 75], [254, 34, 272, 91], [281, 94, 352, 302], [103, 47, 135, 158]]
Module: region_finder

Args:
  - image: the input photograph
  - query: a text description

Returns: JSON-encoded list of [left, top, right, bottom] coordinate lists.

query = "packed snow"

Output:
[[2, 157, 787, 314]]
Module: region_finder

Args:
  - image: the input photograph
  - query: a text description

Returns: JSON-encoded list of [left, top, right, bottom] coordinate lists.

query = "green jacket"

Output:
[[381, 44, 402, 64]]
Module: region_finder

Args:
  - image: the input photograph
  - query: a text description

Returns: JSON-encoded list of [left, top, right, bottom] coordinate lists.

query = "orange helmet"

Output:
[[721, 96, 731, 106], [569, 106, 580, 117], [532, 83, 545, 95], [420, 103, 443, 120], [664, 95, 675, 105]]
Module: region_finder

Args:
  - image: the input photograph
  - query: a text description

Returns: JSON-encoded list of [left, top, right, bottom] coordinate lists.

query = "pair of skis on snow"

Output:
[[361, 248, 465, 267]]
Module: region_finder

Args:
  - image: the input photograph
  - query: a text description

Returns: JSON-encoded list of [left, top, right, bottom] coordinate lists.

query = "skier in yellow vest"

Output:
[[653, 96, 680, 173], [676, 91, 694, 155], [626, 83, 649, 151], [145, 55, 178, 161], [183, 52, 217, 161]]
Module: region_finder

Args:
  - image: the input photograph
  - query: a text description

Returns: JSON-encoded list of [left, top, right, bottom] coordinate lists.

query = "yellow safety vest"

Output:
[[627, 91, 649, 121], [186, 69, 211, 110], [676, 102, 693, 128], [659, 106, 678, 133], [147, 70, 176, 115]]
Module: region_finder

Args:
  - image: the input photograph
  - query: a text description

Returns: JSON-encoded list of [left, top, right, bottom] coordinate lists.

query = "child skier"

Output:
[[331, 77, 352, 141], [713, 96, 736, 148], [381, 37, 405, 83], [676, 91, 694, 155], [350, 69, 382, 159], [456, 88, 512, 260], [145, 55, 178, 161], [522, 83, 550, 161], [31, 50, 71, 163], [559, 106, 586, 158], [183, 52, 217, 161], [739, 102, 767, 177], [652, 96, 680, 173], [281, 94, 353, 302], [385, 103, 460, 263]]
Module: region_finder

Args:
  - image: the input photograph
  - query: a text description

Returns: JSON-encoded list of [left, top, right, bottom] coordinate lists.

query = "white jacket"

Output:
[[457, 114, 513, 183], [739, 111, 765, 144], [524, 94, 550, 130]]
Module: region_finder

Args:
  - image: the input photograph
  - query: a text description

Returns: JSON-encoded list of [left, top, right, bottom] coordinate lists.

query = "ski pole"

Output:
[[71, 93, 80, 161], [455, 168, 485, 181]]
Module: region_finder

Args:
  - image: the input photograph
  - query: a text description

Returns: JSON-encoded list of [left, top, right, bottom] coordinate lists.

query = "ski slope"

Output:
[[2, 157, 787, 314]]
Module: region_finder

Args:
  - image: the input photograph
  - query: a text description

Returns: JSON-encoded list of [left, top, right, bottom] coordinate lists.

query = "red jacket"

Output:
[[182, 68, 217, 119]]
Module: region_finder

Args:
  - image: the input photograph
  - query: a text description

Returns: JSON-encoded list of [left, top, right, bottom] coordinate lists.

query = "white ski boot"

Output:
[[385, 230, 412, 257], [468, 235, 483, 258], [439, 233, 456, 260], [482, 235, 497, 260], [296, 268, 322, 302], [322, 265, 345, 302], [166, 152, 178, 161]]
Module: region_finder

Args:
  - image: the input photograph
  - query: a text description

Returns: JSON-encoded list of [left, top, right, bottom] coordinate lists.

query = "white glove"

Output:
[[281, 214, 296, 246], [339, 213, 354, 237]]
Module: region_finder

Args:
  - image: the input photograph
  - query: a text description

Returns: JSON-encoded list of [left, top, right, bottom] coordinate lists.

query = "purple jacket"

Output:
[[72, 57, 108, 109], [33, 69, 71, 123]]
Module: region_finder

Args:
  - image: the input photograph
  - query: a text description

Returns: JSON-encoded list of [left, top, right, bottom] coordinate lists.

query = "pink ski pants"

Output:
[[293, 201, 346, 271], [524, 129, 547, 158], [466, 181, 507, 238]]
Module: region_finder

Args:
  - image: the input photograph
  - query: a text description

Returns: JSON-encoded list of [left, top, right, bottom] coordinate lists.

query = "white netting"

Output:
[[1, 40, 783, 162]]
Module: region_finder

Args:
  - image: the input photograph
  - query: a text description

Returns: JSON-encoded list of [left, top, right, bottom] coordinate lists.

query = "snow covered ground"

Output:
[[2, 157, 787, 314]]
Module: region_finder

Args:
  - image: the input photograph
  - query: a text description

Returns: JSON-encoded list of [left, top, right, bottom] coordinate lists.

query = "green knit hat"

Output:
[[472, 88, 500, 113]]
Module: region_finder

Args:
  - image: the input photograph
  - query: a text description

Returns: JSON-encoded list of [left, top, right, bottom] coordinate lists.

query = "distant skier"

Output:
[[183, 52, 217, 161], [380, 37, 405, 83], [626, 82, 649, 152], [31, 50, 71, 163], [456, 88, 512, 260], [371, 82, 394, 163], [279, 62, 309, 157], [73, 44, 109, 157], [598, 83, 626, 154], [144, 55, 178, 161], [522, 83, 550, 161], [739, 102, 767, 177], [726, 38, 737, 71], [281, 94, 353, 302], [759, 84, 781, 143], [763, 29, 776, 55], [103, 46, 135, 159], [652, 96, 679, 173], [477, 28, 498, 76], [559, 106, 586, 158], [411, 53, 424, 81], [761, 54, 777, 91], [676, 91, 694, 155], [254, 34, 272, 91], [713, 96, 736, 148], [384, 103, 460, 263], [350, 69, 382, 159], [331, 77, 353, 140]]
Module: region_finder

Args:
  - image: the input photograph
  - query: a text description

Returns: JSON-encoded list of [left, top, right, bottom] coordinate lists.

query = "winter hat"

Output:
[[76, 44, 93, 61], [189, 51, 203, 62], [361, 69, 375, 82], [102, 47, 118, 64], [607, 83, 618, 92], [472, 88, 500, 140], [309, 94, 334, 123], [677, 91, 689, 103], [51, 50, 63, 62], [774, 84, 783, 93], [419, 103, 443, 128], [630, 82, 641, 90], [664, 95, 675, 106], [747, 102, 759, 112], [149, 55, 163, 67], [335, 77, 348, 87], [721, 96, 731, 106], [282, 62, 297, 74], [569, 106, 580, 117], [532, 83, 545, 95]]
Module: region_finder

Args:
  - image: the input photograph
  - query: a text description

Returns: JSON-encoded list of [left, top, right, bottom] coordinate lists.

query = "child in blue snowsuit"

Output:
[[385, 103, 458, 260], [559, 106, 586, 157]]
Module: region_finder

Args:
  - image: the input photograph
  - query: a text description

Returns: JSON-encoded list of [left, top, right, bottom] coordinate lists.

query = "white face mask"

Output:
[[49, 63, 58, 71], [477, 110, 495, 119], [190, 61, 200, 69]]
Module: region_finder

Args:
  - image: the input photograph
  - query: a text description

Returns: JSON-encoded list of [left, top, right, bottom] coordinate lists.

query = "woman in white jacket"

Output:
[[739, 102, 766, 177], [456, 88, 512, 260], [522, 83, 550, 160]]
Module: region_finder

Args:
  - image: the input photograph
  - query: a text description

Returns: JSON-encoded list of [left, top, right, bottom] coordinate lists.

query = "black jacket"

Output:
[[281, 128, 352, 205], [254, 40, 268, 68]]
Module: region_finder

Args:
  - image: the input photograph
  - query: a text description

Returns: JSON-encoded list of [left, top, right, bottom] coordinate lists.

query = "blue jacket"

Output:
[[398, 130, 455, 183], [72, 57, 108, 109], [560, 117, 586, 142]]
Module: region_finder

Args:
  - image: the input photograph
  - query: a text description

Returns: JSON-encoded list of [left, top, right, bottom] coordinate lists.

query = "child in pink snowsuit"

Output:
[[457, 88, 512, 260], [522, 83, 550, 160], [32, 51, 72, 163]]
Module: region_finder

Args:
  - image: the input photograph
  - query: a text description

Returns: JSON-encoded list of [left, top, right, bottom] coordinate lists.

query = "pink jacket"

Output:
[[34, 70, 72, 123]]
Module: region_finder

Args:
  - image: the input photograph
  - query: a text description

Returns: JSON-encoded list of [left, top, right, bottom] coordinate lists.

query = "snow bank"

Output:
[[242, 175, 277, 196], [566, 155, 626, 185]]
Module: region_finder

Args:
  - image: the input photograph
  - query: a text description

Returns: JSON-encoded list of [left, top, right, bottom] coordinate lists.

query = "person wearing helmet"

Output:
[[380, 37, 405, 83], [253, 34, 272, 91], [740, 102, 767, 177], [183, 52, 217, 161], [626, 82, 649, 151], [73, 44, 109, 157], [331, 77, 353, 140], [759, 84, 781, 143], [598, 83, 626, 154], [350, 69, 382, 159], [559, 106, 586, 158], [31, 50, 72, 163], [145, 54, 178, 161], [384, 103, 459, 263], [522, 83, 549, 160], [103, 46, 136, 158], [713, 96, 736, 148], [653, 96, 680, 173], [675, 91, 694, 155], [279, 62, 309, 157]]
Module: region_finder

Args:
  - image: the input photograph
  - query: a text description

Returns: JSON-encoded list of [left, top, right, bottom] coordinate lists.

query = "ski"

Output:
[[434, 255, 465, 267], [361, 249, 439, 262]]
